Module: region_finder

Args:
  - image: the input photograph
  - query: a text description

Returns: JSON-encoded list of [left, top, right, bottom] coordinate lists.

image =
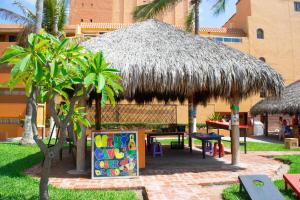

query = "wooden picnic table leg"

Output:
[[189, 134, 192, 153], [285, 180, 288, 191], [244, 130, 247, 154], [218, 139, 221, 158], [147, 135, 150, 150], [202, 140, 206, 159]]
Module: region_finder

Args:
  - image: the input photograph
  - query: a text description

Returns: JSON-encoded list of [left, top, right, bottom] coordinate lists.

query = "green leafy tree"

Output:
[[0, 32, 122, 200]]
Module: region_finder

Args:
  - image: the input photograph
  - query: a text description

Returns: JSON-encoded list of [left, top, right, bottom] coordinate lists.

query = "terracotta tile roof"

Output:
[[80, 22, 130, 29], [80, 22, 246, 36]]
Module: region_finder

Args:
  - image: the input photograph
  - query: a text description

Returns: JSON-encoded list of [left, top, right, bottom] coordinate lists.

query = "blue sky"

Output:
[[0, 0, 237, 27]]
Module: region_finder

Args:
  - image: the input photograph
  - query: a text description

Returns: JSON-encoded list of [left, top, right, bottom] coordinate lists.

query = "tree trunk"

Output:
[[188, 1, 200, 149], [76, 99, 87, 172], [40, 154, 52, 200], [53, 4, 59, 35], [230, 96, 240, 165], [95, 94, 101, 130], [21, 0, 44, 145], [49, 117, 57, 138], [194, 0, 200, 35], [35, 0, 44, 33]]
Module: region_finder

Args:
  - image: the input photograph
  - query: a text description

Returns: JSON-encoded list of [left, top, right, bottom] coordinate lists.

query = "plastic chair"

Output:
[[213, 142, 225, 157], [205, 141, 213, 155], [152, 142, 163, 157]]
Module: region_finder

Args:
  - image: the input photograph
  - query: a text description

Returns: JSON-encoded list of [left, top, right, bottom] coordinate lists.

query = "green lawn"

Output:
[[222, 155, 300, 200], [0, 143, 137, 200], [159, 138, 300, 151]]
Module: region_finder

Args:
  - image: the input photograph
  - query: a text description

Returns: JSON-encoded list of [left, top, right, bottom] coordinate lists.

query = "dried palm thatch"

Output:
[[251, 80, 300, 115], [81, 19, 284, 104]]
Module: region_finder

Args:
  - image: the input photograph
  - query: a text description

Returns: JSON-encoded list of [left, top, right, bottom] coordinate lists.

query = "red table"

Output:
[[283, 174, 300, 197], [205, 120, 248, 154]]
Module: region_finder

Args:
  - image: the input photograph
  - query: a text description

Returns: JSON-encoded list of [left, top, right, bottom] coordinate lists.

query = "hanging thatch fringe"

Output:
[[81, 19, 284, 104], [251, 80, 300, 115]]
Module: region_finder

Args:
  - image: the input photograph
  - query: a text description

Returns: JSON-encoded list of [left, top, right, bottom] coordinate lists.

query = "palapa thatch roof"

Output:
[[251, 80, 300, 115], [81, 19, 284, 104]]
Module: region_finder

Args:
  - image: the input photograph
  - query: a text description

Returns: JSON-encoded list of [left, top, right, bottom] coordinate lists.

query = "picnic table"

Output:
[[283, 174, 300, 197], [190, 133, 223, 159], [145, 131, 185, 150], [206, 120, 248, 154]]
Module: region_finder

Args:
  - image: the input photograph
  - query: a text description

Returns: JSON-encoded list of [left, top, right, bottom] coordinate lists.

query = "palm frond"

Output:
[[43, 0, 55, 33], [57, 0, 66, 31], [0, 8, 30, 24], [43, 0, 66, 34], [212, 0, 226, 16], [13, 0, 35, 22], [185, 5, 195, 32], [133, 0, 181, 21]]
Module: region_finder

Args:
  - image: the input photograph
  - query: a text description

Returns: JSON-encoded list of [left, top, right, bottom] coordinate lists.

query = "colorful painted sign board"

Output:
[[92, 131, 139, 179]]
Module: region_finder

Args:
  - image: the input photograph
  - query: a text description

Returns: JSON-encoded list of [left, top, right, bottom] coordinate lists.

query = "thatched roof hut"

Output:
[[251, 80, 300, 115], [81, 20, 283, 103]]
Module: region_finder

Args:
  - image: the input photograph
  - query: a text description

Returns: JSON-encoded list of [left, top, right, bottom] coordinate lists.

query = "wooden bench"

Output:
[[283, 174, 300, 197], [239, 175, 284, 200]]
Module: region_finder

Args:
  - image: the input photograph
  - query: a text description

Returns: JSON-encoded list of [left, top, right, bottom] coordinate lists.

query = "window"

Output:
[[90, 19, 93, 22], [91, 3, 93, 7], [81, 19, 84, 22], [8, 35, 17, 42], [295, 2, 300, 11], [259, 57, 266, 62], [257, 28, 264, 39], [82, 3, 84, 7], [211, 37, 241, 43]]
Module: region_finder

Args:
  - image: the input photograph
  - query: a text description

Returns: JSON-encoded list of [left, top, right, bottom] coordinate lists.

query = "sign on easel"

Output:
[[92, 131, 139, 179]]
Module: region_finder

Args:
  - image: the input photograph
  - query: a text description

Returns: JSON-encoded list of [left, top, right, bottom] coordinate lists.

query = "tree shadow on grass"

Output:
[[0, 151, 42, 178]]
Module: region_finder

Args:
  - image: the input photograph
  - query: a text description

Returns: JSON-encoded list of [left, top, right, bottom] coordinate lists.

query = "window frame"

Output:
[[256, 28, 264, 39], [295, 1, 300, 11]]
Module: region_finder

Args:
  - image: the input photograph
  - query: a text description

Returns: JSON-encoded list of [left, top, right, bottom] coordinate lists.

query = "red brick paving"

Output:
[[26, 150, 300, 200]]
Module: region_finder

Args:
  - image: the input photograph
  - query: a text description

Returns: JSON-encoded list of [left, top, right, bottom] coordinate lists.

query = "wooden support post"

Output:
[[264, 113, 269, 136], [230, 96, 240, 165], [188, 96, 197, 152]]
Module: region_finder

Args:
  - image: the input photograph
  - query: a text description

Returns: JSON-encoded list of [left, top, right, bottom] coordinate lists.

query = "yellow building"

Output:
[[0, 0, 299, 137]]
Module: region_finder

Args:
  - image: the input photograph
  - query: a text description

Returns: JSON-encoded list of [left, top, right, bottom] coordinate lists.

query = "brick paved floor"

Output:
[[26, 146, 300, 200]]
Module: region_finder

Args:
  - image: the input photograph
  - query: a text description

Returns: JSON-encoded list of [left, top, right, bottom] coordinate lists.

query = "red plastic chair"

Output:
[[213, 142, 224, 157]]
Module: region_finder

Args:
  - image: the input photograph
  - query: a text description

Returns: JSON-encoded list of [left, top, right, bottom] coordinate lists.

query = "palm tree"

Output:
[[0, 0, 66, 145], [133, 0, 227, 141], [0, 0, 66, 39], [133, 0, 227, 32]]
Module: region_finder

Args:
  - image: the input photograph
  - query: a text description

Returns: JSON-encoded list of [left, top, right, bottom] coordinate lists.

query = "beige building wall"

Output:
[[70, 0, 191, 27], [247, 0, 300, 84]]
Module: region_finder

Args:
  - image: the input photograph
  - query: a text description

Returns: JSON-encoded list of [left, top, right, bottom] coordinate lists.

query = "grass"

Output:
[[0, 142, 137, 200], [159, 138, 300, 152], [222, 155, 300, 200]]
